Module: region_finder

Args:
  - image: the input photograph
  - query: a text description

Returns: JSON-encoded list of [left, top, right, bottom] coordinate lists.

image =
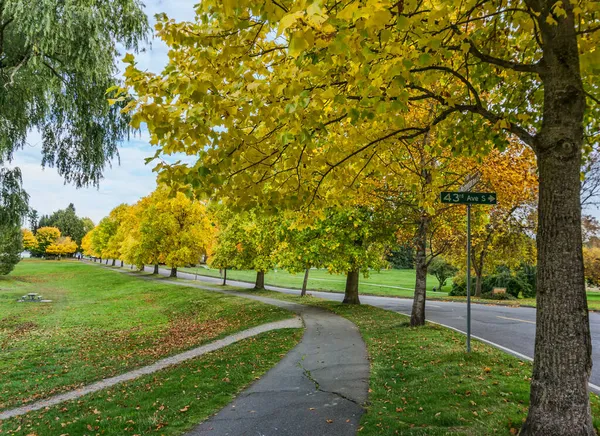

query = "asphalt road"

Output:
[[102, 261, 600, 392]]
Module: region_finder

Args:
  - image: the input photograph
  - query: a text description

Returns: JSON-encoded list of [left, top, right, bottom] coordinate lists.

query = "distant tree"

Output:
[[386, 245, 415, 270], [0, 225, 22, 275], [273, 212, 328, 296], [583, 247, 600, 287], [100, 204, 130, 266], [81, 230, 98, 258], [81, 217, 95, 235], [46, 236, 77, 259], [21, 228, 37, 252], [319, 207, 394, 305], [209, 209, 276, 289], [582, 215, 600, 246], [428, 258, 458, 291], [32, 226, 60, 257], [28, 209, 39, 231], [36, 204, 88, 246]]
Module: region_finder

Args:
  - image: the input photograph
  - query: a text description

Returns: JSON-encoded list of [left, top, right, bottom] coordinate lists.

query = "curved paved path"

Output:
[[104, 265, 370, 435], [104, 261, 600, 391]]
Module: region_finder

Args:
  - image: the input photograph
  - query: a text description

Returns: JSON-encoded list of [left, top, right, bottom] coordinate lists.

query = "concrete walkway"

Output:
[[99, 263, 371, 435]]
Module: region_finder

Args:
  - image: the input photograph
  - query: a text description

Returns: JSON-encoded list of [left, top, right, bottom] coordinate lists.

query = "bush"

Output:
[[516, 263, 537, 298], [449, 273, 475, 296], [449, 269, 533, 298], [481, 291, 517, 300]]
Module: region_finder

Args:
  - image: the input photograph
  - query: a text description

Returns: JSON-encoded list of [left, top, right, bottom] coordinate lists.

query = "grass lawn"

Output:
[[180, 265, 600, 311], [0, 260, 293, 411], [179, 266, 449, 297], [0, 329, 302, 436], [227, 288, 600, 435]]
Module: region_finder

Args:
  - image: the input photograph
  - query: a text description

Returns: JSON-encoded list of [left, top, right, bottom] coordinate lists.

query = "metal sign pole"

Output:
[[466, 204, 472, 353]]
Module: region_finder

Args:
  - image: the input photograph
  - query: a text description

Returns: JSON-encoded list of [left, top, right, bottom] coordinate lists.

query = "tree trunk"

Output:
[[301, 268, 310, 297], [138, 264, 144, 272], [120, 260, 123, 267], [474, 251, 485, 298], [254, 271, 265, 290], [410, 213, 429, 326], [222, 268, 227, 286], [475, 271, 483, 298], [343, 269, 360, 304], [105, 259, 108, 265], [521, 5, 593, 433], [170, 267, 177, 278], [112, 259, 116, 266], [153, 264, 159, 274]]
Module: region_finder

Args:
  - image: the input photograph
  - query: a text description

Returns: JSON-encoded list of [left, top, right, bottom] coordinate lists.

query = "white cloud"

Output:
[[10, 0, 198, 224]]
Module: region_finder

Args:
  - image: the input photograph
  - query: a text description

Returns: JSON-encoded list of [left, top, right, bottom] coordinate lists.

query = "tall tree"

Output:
[[38, 204, 88, 246], [0, 225, 22, 275], [0, 168, 28, 227], [0, 0, 148, 224], [125, 1, 600, 431], [32, 226, 60, 257]]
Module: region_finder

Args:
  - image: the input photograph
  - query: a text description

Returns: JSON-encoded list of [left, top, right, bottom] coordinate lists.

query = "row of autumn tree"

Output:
[[82, 142, 539, 315]]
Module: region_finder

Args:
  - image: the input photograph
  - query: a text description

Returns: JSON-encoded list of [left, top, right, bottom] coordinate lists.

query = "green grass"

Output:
[[180, 266, 449, 297], [0, 260, 292, 411], [225, 288, 600, 435], [180, 265, 600, 311], [0, 328, 302, 436]]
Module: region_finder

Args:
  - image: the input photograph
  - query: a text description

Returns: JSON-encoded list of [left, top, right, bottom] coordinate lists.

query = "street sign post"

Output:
[[440, 191, 497, 353]]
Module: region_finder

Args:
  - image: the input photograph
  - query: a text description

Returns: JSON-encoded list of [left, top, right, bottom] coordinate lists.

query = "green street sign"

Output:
[[440, 192, 497, 205]]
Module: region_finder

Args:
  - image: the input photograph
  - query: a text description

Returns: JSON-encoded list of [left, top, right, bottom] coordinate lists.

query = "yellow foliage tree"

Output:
[[446, 143, 538, 297], [583, 247, 600, 287], [21, 229, 37, 252], [34, 227, 61, 257], [46, 236, 77, 259]]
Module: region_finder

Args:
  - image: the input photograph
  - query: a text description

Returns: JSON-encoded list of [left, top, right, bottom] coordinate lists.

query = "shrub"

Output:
[[481, 292, 517, 301]]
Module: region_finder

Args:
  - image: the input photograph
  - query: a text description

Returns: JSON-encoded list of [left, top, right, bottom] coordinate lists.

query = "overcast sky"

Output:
[[13, 0, 197, 225]]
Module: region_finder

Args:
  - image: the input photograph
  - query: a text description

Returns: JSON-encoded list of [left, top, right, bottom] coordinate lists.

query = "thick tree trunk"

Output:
[[120, 260, 123, 267], [170, 267, 177, 278], [254, 271, 265, 290], [410, 214, 429, 326], [522, 150, 592, 435], [521, 5, 593, 433], [222, 268, 227, 286], [343, 269, 360, 304], [301, 268, 310, 297], [111, 259, 116, 266], [153, 264, 159, 274]]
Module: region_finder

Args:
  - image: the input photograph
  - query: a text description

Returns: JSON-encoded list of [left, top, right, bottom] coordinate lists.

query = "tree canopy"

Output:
[[0, 0, 148, 224]]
